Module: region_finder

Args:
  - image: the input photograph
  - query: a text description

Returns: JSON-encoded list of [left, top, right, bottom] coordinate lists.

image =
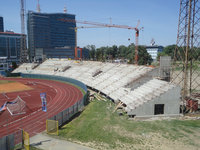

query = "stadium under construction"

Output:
[[13, 59, 181, 118], [0, 0, 200, 149]]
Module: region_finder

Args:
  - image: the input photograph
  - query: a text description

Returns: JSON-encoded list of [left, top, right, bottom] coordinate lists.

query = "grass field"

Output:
[[59, 99, 200, 150], [0, 80, 15, 84]]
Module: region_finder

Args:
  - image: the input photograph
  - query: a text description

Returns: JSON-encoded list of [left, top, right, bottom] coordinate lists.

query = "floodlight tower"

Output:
[[172, 0, 200, 101]]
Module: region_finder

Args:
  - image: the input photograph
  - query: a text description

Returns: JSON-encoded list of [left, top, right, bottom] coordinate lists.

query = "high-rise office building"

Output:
[[0, 16, 4, 32], [27, 11, 76, 61], [0, 32, 26, 64]]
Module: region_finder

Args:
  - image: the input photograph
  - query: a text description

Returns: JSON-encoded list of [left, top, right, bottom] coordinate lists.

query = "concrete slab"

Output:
[[30, 134, 94, 150]]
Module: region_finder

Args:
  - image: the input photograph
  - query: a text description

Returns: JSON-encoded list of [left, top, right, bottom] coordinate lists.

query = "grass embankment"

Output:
[[59, 99, 200, 150]]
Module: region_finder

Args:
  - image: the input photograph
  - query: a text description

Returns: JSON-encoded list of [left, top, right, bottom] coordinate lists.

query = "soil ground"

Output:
[[0, 81, 33, 93]]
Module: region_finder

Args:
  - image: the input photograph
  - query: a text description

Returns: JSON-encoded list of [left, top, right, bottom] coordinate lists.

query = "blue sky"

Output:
[[0, 0, 180, 48]]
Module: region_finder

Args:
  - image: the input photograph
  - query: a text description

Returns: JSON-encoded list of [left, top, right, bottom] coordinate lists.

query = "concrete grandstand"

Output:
[[13, 59, 181, 118]]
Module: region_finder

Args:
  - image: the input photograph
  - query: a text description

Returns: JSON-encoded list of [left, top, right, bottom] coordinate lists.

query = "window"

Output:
[[9, 38, 16, 57], [154, 104, 164, 115], [0, 37, 7, 56]]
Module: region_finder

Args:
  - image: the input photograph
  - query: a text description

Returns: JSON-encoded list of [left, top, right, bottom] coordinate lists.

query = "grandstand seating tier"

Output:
[[14, 59, 176, 112]]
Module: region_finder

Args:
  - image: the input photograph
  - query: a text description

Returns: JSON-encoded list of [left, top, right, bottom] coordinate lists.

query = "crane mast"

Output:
[[20, 0, 25, 34], [20, 0, 27, 62], [37, 0, 41, 12]]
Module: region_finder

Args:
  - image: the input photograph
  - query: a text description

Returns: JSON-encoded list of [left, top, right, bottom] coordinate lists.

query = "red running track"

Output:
[[0, 78, 83, 138]]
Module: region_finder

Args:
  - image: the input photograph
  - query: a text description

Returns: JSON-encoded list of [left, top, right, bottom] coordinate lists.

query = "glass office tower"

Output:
[[27, 11, 76, 61], [0, 32, 23, 63]]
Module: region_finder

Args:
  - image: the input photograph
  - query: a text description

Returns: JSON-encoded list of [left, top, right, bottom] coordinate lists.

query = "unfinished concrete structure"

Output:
[[14, 59, 181, 118], [124, 79, 181, 117]]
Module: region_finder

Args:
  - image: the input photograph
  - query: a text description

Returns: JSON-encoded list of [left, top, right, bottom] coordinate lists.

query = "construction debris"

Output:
[[113, 102, 123, 113], [185, 93, 200, 113]]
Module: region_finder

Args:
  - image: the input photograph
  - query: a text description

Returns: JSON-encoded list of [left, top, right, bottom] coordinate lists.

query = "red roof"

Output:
[[0, 32, 25, 36]]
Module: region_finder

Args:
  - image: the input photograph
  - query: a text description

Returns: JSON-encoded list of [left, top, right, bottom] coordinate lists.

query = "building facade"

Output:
[[44, 47, 75, 59], [0, 16, 3, 32], [27, 11, 76, 61], [82, 48, 89, 59], [0, 32, 26, 64], [75, 47, 89, 60], [146, 46, 164, 61]]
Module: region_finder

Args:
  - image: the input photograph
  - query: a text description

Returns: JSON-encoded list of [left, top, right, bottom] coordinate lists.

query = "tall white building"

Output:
[[146, 46, 164, 61]]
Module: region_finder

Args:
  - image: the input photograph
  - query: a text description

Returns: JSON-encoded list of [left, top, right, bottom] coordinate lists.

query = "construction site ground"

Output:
[[57, 99, 200, 150]]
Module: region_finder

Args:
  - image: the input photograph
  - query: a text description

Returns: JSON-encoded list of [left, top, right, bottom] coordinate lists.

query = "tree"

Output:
[[12, 62, 17, 70], [127, 43, 135, 63], [138, 46, 153, 65], [164, 44, 176, 56], [83, 44, 153, 65], [118, 45, 127, 58], [157, 44, 176, 60], [112, 45, 118, 58], [96, 47, 105, 61], [84, 45, 96, 60]]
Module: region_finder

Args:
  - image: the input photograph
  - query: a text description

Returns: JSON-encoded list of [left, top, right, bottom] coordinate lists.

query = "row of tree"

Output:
[[84, 44, 199, 65], [84, 44, 153, 65], [158, 44, 200, 61]]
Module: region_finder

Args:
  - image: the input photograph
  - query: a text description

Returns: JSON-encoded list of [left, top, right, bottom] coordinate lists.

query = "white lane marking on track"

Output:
[[34, 81, 57, 93], [36, 121, 44, 125], [25, 92, 31, 96], [2, 93, 9, 99], [3, 108, 42, 127]]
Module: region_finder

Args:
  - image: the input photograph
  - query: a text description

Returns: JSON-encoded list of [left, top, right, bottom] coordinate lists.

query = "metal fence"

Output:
[[0, 129, 22, 150], [49, 94, 86, 127], [46, 120, 59, 135], [21, 73, 87, 93], [0, 73, 88, 149], [23, 130, 30, 150]]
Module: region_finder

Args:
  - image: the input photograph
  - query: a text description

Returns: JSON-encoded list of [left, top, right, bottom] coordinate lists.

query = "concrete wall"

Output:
[[128, 86, 181, 117]]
